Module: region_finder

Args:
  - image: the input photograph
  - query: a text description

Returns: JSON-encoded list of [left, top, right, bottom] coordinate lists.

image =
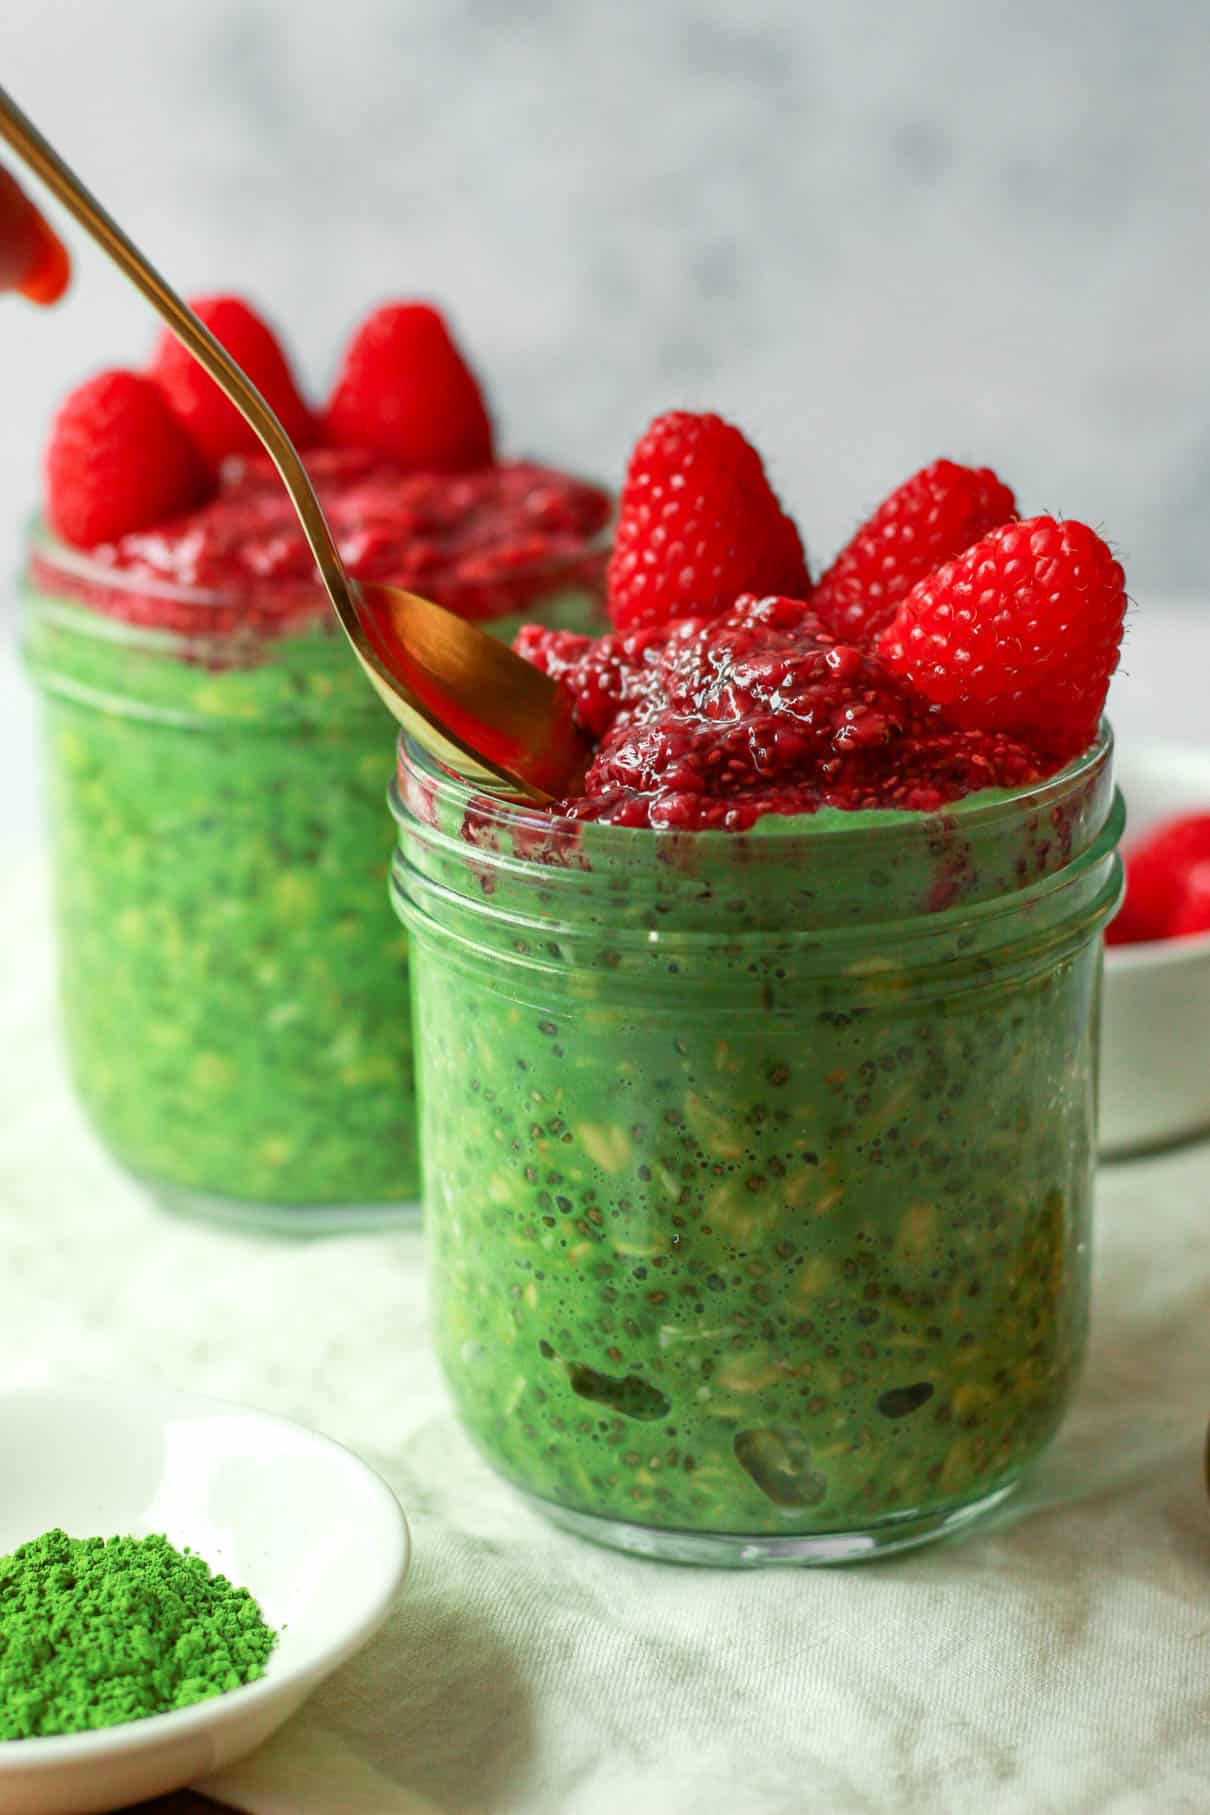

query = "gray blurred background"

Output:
[[3, 0, 1210, 599]]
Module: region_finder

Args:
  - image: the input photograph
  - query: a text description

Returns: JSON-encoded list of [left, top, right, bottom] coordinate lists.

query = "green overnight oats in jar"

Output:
[[392, 730, 1123, 1563], [23, 452, 610, 1230], [390, 404, 1129, 1560]]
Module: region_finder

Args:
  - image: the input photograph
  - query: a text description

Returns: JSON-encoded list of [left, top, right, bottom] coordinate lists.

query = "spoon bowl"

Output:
[[354, 581, 590, 800]]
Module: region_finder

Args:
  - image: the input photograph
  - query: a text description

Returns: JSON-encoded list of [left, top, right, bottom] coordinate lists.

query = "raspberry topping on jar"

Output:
[[36, 451, 611, 640], [520, 594, 1046, 829], [35, 295, 612, 641], [513, 411, 1127, 831]]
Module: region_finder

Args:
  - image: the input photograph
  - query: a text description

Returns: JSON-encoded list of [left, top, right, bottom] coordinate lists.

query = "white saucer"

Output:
[[0, 1384, 410, 1815], [1102, 739, 1210, 1157]]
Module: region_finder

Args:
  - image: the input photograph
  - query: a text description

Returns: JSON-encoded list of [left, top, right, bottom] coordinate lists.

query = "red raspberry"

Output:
[[0, 169, 70, 304], [324, 303, 494, 472], [44, 369, 211, 548], [1170, 869, 1210, 940], [1107, 814, 1210, 945], [149, 295, 316, 472], [878, 516, 1126, 761], [605, 411, 810, 631], [813, 459, 1016, 644]]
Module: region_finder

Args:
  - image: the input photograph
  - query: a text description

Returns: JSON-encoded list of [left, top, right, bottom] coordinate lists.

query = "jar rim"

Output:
[[397, 720, 1115, 857]]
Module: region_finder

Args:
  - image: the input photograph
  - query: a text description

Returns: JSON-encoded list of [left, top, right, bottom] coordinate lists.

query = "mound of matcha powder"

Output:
[[0, 1529, 276, 1739]]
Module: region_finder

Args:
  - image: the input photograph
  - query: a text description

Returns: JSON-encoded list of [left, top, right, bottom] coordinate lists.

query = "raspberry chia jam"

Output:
[[393, 730, 1122, 1561], [22, 454, 609, 1228]]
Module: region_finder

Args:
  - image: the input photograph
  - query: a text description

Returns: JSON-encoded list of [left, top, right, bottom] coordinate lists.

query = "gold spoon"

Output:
[[0, 84, 591, 803]]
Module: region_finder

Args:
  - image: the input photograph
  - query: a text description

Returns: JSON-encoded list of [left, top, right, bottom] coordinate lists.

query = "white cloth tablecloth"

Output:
[[4, 602, 1210, 1814]]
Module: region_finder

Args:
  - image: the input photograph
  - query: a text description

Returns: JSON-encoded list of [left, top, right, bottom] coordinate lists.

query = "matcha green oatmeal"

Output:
[[389, 407, 1128, 1562], [394, 730, 1122, 1562]]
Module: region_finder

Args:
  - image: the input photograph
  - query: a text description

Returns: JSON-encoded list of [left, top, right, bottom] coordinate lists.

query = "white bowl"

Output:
[[0, 1384, 410, 1815], [1101, 739, 1210, 1158]]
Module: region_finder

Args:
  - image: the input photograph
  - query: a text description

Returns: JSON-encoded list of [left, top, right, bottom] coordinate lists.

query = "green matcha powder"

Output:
[[0, 1529, 276, 1739]]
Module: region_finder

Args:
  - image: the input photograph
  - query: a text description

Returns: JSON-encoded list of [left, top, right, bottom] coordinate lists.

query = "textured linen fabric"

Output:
[[3, 858, 1210, 1815]]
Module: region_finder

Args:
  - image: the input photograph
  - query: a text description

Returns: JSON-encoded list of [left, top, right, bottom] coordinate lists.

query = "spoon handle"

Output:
[[0, 84, 593, 800], [0, 84, 356, 623]]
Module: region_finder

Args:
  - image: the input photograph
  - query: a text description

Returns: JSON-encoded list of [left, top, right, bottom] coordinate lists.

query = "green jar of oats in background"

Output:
[[23, 481, 608, 1230], [393, 730, 1123, 1564], [24, 547, 414, 1228]]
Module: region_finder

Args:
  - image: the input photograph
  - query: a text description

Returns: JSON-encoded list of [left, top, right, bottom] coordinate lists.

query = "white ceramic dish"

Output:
[[0, 1384, 410, 1815], [1101, 739, 1210, 1158]]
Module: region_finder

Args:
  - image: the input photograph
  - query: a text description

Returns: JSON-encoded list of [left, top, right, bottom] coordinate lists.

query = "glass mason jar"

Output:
[[22, 530, 606, 1232], [393, 730, 1123, 1564]]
